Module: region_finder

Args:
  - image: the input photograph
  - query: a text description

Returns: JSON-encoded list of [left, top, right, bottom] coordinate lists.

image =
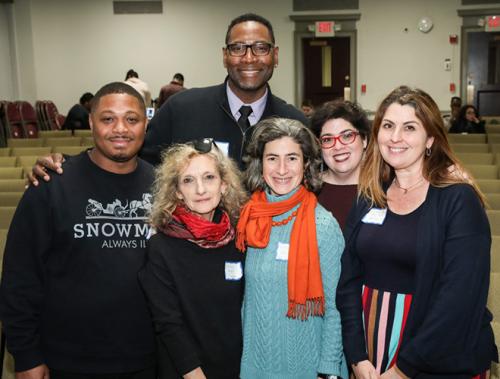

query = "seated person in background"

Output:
[[62, 91, 93, 130], [449, 104, 485, 133], [157, 72, 186, 109], [124, 68, 152, 107], [301, 98, 315, 118], [443, 96, 461, 130], [0, 82, 156, 379]]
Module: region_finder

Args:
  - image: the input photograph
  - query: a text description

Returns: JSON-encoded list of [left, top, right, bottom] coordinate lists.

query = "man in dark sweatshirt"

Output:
[[0, 82, 156, 379]]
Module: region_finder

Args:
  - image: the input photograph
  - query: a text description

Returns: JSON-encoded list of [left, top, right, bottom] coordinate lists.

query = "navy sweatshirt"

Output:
[[0, 152, 156, 373]]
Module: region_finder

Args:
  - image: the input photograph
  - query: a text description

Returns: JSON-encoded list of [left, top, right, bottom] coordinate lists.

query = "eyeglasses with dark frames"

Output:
[[320, 131, 360, 149], [226, 42, 274, 57]]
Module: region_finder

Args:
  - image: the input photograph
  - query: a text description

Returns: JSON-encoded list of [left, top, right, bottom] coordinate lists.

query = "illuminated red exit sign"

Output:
[[486, 16, 500, 32], [315, 21, 335, 37]]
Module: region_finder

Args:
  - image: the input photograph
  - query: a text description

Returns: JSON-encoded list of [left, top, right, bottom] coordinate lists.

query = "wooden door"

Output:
[[302, 36, 350, 107]]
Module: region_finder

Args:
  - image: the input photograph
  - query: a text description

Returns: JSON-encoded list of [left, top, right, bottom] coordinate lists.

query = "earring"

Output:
[[425, 147, 432, 157]]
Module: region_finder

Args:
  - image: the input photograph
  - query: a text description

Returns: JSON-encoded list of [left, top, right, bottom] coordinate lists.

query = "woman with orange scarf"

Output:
[[237, 118, 348, 379]]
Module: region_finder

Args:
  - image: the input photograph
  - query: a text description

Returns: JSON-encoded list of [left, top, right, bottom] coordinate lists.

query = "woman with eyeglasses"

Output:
[[310, 100, 371, 230], [337, 86, 497, 378], [138, 139, 248, 379], [237, 118, 348, 379]]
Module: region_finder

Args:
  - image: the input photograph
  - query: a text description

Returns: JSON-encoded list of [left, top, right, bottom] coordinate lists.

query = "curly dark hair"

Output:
[[310, 99, 371, 141]]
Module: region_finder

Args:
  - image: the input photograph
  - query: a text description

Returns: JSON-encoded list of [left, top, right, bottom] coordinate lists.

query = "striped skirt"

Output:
[[361, 285, 490, 378]]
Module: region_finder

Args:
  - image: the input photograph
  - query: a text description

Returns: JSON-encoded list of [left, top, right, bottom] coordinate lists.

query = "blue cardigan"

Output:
[[337, 183, 498, 378], [240, 190, 348, 379]]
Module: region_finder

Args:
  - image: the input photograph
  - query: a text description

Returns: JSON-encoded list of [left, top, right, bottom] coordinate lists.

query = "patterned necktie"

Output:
[[238, 105, 253, 132]]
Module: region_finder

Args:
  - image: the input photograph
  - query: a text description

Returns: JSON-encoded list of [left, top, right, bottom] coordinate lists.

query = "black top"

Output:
[[140, 79, 307, 167], [337, 184, 498, 378], [138, 231, 244, 379], [356, 206, 421, 294], [62, 103, 90, 130], [0, 152, 156, 373]]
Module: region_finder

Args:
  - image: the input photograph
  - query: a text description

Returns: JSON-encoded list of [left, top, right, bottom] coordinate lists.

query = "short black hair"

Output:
[[79, 92, 94, 105], [225, 13, 275, 45], [173, 73, 184, 82], [91, 82, 145, 114], [125, 69, 138, 80], [310, 100, 371, 140]]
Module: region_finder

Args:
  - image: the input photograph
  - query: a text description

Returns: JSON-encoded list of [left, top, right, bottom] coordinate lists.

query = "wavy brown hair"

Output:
[[244, 117, 323, 193], [149, 143, 248, 228], [359, 86, 485, 207]]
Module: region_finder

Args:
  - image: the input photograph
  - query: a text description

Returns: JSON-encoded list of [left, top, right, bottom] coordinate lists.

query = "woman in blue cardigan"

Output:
[[337, 86, 498, 378], [236, 118, 348, 379]]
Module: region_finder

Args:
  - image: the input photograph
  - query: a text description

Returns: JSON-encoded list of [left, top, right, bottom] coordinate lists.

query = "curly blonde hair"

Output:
[[149, 143, 248, 228]]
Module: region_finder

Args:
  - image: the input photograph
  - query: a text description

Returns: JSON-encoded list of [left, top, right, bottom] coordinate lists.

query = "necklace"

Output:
[[393, 177, 425, 194], [272, 210, 298, 227]]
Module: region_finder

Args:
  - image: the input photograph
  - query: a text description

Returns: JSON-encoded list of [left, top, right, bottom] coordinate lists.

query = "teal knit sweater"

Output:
[[240, 189, 348, 379]]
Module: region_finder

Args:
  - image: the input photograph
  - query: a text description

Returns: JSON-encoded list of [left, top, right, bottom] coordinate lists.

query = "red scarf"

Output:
[[236, 186, 324, 319], [159, 205, 234, 249]]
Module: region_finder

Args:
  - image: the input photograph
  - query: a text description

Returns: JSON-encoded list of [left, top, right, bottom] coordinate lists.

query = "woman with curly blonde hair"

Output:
[[139, 139, 247, 379]]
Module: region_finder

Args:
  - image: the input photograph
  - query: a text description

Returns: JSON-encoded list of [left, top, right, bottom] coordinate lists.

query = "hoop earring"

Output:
[[425, 147, 432, 157]]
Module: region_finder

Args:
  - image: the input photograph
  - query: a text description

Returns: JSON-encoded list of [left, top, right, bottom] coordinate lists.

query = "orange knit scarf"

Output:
[[236, 186, 324, 320]]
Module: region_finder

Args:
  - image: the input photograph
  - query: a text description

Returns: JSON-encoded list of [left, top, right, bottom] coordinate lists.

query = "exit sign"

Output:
[[486, 16, 500, 32], [315, 21, 335, 37]]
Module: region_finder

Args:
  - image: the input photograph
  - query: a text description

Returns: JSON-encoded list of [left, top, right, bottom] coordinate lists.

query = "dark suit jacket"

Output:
[[140, 80, 307, 166]]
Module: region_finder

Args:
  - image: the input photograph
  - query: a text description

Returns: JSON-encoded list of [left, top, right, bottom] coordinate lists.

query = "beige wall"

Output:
[[23, 0, 296, 114], [357, 0, 462, 111], [1, 0, 497, 114]]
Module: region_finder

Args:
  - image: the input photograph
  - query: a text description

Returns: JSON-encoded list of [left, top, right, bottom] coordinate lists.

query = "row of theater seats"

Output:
[[0, 130, 93, 377], [0, 100, 67, 147], [449, 117, 500, 379]]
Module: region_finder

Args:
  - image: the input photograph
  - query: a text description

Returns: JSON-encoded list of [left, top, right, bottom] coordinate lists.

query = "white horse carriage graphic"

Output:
[[85, 194, 152, 218]]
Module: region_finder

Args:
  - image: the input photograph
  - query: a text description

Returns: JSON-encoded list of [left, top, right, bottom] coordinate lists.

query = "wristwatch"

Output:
[[318, 375, 338, 379]]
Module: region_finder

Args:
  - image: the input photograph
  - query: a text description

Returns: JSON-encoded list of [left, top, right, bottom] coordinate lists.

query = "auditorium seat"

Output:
[[489, 135, 500, 144], [0, 167, 23, 179], [16, 101, 39, 138], [486, 194, 500, 210], [0, 157, 16, 167], [39, 130, 72, 138], [15, 155, 40, 169], [3, 102, 24, 138], [11, 147, 51, 157], [73, 130, 92, 137], [0, 179, 25, 192], [487, 211, 500, 235], [493, 236, 500, 273], [0, 207, 16, 228], [466, 165, 499, 180], [0, 192, 23, 207], [456, 153, 493, 165], [477, 180, 500, 193], [0, 148, 10, 156], [52, 145, 91, 155], [450, 144, 489, 153], [447, 134, 486, 144], [44, 137, 82, 147], [7, 138, 43, 148], [82, 136, 95, 146]]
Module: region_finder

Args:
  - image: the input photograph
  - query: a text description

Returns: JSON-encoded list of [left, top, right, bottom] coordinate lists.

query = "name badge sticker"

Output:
[[214, 141, 229, 156], [276, 242, 289, 261], [225, 261, 243, 281], [361, 208, 387, 225]]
